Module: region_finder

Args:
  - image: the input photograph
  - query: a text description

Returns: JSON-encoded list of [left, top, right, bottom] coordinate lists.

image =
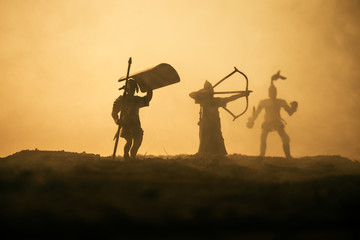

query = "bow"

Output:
[[213, 67, 252, 121]]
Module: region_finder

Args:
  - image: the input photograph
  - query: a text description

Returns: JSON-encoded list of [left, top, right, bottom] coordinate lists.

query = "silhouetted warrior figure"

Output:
[[190, 81, 249, 156], [112, 79, 153, 160], [247, 71, 298, 158]]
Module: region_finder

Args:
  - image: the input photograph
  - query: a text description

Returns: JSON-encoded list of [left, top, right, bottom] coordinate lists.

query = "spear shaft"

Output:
[[112, 57, 132, 160]]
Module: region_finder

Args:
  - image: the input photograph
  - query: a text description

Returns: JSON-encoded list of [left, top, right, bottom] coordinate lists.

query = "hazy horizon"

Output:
[[1, 0, 359, 160]]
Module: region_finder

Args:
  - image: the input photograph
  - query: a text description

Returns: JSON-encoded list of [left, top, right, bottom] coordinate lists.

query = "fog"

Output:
[[0, 0, 359, 159]]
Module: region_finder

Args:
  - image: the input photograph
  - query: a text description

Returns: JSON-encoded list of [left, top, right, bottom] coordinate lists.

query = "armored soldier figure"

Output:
[[190, 81, 249, 156], [112, 79, 153, 160], [247, 71, 298, 158]]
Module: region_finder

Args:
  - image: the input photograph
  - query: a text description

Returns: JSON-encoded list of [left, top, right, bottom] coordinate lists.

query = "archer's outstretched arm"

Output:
[[189, 89, 212, 104], [189, 91, 197, 100], [223, 92, 250, 104]]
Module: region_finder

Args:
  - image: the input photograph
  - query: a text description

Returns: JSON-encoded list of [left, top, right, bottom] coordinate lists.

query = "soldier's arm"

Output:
[[189, 91, 197, 99], [223, 92, 249, 104], [189, 89, 208, 104], [252, 100, 265, 121], [145, 87, 153, 102], [139, 88, 153, 108], [281, 99, 297, 116], [189, 88, 209, 99], [111, 97, 122, 124], [246, 101, 264, 128]]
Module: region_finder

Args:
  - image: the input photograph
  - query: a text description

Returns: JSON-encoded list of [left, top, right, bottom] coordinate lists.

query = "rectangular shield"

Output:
[[118, 63, 180, 93]]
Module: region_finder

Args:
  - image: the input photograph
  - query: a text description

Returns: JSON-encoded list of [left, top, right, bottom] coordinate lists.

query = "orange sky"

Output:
[[0, 0, 359, 160]]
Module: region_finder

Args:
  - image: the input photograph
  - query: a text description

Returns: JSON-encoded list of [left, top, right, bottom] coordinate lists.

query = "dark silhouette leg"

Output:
[[130, 135, 143, 158], [124, 136, 132, 159], [277, 128, 291, 158], [260, 129, 269, 157]]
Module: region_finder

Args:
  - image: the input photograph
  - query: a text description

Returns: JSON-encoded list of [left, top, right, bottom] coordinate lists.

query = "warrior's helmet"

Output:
[[268, 82, 277, 99], [269, 70, 286, 99], [126, 78, 139, 93], [203, 80, 214, 95]]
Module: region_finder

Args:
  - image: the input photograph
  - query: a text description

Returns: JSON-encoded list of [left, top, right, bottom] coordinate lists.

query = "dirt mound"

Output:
[[2, 150, 360, 182], [1, 150, 360, 238]]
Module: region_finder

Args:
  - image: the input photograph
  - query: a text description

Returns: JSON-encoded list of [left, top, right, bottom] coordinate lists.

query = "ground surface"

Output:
[[1, 150, 360, 239]]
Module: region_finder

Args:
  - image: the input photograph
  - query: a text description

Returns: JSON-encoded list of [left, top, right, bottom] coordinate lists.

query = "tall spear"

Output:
[[112, 57, 132, 160]]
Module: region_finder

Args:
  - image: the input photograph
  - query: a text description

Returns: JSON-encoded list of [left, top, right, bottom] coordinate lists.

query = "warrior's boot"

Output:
[[283, 143, 292, 159], [260, 141, 266, 157], [124, 153, 130, 161]]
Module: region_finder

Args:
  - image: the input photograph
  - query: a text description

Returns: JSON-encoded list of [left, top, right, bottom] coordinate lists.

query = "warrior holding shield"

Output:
[[112, 79, 152, 160], [112, 61, 180, 160], [247, 71, 298, 158]]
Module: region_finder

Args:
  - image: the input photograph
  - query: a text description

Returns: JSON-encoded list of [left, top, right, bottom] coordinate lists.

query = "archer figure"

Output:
[[112, 79, 153, 160], [247, 71, 298, 158], [190, 80, 249, 156]]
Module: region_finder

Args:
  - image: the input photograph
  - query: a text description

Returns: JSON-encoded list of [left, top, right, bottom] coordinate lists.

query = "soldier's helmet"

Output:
[[203, 80, 214, 95], [127, 78, 139, 93], [268, 82, 277, 99]]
